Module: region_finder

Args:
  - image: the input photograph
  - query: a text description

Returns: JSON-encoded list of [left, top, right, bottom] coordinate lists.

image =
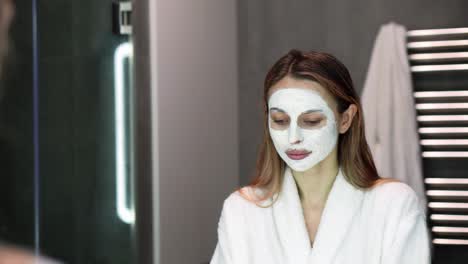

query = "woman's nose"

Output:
[[288, 122, 303, 144]]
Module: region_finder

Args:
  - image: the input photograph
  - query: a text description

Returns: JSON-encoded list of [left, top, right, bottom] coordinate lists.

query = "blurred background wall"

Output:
[[238, 0, 468, 186], [143, 0, 239, 263]]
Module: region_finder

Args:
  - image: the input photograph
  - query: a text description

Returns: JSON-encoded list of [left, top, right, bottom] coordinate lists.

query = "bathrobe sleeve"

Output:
[[210, 193, 248, 264], [210, 203, 233, 264], [380, 185, 431, 264], [381, 211, 431, 264]]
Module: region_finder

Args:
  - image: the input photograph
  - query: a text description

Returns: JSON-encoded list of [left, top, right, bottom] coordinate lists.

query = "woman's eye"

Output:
[[304, 120, 321, 125], [273, 119, 287, 124]]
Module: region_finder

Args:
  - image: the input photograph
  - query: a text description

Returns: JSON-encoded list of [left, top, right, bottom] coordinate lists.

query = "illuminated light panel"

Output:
[[114, 42, 135, 225]]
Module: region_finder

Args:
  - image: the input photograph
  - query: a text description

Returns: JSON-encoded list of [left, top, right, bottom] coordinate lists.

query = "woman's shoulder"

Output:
[[222, 185, 270, 212], [365, 178, 424, 216], [369, 177, 413, 195]]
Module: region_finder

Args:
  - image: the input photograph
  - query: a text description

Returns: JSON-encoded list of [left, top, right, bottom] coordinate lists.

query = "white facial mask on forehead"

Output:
[[268, 88, 338, 171]]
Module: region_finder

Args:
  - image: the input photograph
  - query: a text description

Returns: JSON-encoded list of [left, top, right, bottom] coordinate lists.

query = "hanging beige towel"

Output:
[[361, 21, 427, 212]]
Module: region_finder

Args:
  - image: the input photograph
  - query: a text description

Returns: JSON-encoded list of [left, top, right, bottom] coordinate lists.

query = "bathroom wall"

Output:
[[238, 0, 468, 184], [145, 0, 239, 263]]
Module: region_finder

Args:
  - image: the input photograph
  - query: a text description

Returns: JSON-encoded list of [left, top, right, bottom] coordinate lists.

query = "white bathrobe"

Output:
[[210, 165, 431, 264], [361, 21, 427, 211]]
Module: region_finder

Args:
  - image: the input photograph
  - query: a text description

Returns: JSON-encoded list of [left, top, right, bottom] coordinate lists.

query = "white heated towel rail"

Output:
[[408, 26, 468, 246]]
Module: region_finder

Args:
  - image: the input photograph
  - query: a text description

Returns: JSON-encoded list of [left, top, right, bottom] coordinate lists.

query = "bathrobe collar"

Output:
[[271, 165, 364, 263]]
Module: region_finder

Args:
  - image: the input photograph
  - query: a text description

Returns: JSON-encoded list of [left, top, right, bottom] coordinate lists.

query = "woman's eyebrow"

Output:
[[269, 107, 285, 113], [302, 109, 323, 114], [269, 107, 323, 114]]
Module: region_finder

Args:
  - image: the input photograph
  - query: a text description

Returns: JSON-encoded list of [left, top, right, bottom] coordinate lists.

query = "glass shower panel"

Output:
[[0, 0, 35, 250], [0, 0, 139, 263], [36, 1, 137, 263]]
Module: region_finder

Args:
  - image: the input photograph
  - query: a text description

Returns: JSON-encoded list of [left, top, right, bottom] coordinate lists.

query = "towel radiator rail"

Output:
[[408, 26, 468, 246]]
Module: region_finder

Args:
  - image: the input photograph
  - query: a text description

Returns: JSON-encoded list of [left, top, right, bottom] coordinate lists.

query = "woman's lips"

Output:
[[286, 150, 311, 160]]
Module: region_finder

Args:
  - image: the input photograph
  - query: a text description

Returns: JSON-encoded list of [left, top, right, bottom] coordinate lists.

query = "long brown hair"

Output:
[[238, 49, 384, 208]]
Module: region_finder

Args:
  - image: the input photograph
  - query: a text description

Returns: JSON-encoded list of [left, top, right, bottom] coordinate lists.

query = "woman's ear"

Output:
[[338, 104, 357, 134]]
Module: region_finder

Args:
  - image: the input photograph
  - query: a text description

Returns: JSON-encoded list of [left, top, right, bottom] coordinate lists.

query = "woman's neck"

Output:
[[291, 148, 339, 208]]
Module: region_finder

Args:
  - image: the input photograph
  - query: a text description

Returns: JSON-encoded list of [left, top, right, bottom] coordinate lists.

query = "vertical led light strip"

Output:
[[32, 0, 40, 255], [114, 42, 135, 224]]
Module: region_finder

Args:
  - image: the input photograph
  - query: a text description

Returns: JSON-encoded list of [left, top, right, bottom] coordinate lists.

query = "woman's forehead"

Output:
[[268, 78, 334, 104], [268, 91, 327, 115], [270, 76, 321, 90], [267, 79, 338, 115], [268, 87, 333, 109]]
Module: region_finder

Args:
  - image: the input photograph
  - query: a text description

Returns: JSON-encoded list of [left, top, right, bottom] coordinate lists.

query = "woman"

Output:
[[210, 49, 430, 263]]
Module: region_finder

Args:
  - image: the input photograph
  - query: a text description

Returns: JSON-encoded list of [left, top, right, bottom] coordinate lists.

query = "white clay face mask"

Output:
[[268, 88, 338, 172]]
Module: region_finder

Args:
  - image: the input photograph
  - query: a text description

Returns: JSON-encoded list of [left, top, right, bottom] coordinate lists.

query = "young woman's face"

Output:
[[267, 77, 340, 171]]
